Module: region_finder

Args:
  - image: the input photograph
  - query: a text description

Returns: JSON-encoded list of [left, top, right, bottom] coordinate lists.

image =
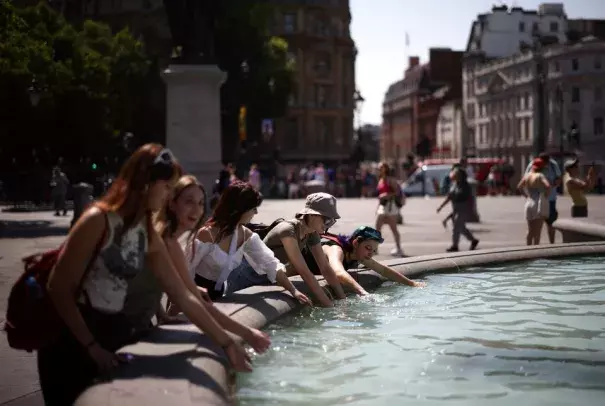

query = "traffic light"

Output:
[[91, 163, 97, 170]]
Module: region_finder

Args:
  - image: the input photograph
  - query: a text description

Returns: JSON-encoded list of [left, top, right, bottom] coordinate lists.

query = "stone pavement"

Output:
[[1, 195, 604, 405]]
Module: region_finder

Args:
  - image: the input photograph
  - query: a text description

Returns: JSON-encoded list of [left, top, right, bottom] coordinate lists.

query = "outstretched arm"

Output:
[[362, 257, 425, 287], [310, 243, 347, 300], [282, 236, 333, 307], [164, 236, 270, 354]]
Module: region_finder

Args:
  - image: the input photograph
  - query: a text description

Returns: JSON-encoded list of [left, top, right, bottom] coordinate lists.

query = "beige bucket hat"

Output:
[[295, 192, 340, 219]]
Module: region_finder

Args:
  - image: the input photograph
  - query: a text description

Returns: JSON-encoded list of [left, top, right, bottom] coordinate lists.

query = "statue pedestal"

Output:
[[163, 64, 225, 192]]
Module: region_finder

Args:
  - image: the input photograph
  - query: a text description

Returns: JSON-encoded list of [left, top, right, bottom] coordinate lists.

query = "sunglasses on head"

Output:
[[154, 148, 175, 165], [353, 226, 384, 243], [150, 148, 176, 181]]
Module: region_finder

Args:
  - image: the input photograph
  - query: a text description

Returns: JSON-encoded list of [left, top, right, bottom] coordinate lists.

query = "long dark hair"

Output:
[[206, 180, 262, 243], [96, 143, 180, 239]]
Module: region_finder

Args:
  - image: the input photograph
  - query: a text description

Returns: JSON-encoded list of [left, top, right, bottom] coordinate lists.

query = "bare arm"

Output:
[[281, 236, 333, 307], [517, 175, 527, 195], [47, 208, 106, 348], [310, 243, 346, 300], [437, 194, 451, 212], [324, 245, 368, 296], [147, 232, 233, 347], [361, 257, 424, 287]]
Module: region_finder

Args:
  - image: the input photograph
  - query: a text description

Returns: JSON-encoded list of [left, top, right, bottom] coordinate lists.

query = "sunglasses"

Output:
[[322, 216, 336, 229], [353, 226, 384, 243]]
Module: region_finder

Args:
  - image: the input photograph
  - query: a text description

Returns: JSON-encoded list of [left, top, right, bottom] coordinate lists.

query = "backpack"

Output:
[[245, 218, 286, 240], [4, 216, 107, 352]]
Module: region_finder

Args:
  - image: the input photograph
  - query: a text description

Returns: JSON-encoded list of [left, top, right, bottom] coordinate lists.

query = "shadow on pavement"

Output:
[[0, 220, 68, 239]]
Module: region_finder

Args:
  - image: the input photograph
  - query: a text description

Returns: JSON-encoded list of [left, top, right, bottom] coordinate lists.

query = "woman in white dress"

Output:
[[375, 162, 405, 256], [517, 158, 551, 245]]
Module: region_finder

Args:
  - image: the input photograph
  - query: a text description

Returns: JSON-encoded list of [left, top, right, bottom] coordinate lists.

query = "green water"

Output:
[[237, 256, 605, 406]]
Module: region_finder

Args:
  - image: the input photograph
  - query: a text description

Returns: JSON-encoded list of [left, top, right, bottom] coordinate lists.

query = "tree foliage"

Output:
[[0, 0, 152, 170], [214, 0, 295, 161]]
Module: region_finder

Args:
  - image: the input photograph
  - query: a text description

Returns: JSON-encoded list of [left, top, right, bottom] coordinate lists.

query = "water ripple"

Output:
[[238, 255, 605, 405]]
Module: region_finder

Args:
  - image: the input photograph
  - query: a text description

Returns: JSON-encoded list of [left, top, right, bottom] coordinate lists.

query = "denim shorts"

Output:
[[225, 258, 271, 295]]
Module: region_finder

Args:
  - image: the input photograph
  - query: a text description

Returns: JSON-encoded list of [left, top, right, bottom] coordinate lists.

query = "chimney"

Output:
[[409, 56, 420, 69]]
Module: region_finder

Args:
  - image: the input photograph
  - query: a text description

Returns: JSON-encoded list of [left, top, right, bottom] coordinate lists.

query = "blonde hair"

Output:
[[154, 175, 206, 244]]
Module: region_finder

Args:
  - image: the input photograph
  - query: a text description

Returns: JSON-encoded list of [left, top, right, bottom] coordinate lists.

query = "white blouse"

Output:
[[181, 230, 285, 290]]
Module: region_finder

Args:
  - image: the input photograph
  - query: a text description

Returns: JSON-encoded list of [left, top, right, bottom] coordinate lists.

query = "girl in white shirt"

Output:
[[188, 181, 312, 305], [154, 175, 272, 353]]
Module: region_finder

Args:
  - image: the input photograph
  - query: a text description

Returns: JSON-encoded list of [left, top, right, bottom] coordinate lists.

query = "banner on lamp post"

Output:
[[261, 118, 273, 141], [239, 106, 247, 141]]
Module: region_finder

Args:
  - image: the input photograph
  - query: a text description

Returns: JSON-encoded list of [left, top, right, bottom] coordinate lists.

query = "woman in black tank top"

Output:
[[304, 226, 426, 296]]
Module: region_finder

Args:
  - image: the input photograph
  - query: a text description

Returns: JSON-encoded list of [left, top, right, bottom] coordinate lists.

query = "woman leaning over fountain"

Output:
[[122, 174, 271, 354], [303, 226, 426, 296], [226, 192, 347, 307], [38, 144, 252, 406], [186, 180, 312, 305]]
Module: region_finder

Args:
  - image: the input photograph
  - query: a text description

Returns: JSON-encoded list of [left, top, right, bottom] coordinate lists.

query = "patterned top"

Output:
[[80, 211, 148, 314]]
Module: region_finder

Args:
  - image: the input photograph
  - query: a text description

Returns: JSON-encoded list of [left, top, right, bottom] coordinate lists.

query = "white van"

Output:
[[401, 164, 453, 197]]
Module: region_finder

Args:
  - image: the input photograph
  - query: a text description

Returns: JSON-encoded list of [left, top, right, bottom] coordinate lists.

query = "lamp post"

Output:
[[28, 78, 41, 107], [353, 89, 365, 140], [532, 28, 546, 156]]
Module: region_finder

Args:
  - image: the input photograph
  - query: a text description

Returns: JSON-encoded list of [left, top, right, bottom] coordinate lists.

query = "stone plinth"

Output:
[[163, 65, 226, 191]]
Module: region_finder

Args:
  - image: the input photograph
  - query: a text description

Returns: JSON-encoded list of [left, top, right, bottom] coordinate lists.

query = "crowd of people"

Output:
[[32, 144, 425, 405], [11, 143, 600, 405]]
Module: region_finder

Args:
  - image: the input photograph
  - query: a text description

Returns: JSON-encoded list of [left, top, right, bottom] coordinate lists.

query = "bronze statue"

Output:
[[163, 0, 218, 64]]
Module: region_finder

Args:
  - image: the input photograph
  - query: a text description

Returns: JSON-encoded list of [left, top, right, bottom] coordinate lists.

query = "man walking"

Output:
[[525, 152, 561, 243]]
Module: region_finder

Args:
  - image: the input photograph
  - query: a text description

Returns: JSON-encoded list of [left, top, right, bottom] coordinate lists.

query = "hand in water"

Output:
[[293, 290, 313, 306], [411, 281, 426, 288], [225, 341, 253, 372], [245, 328, 271, 354]]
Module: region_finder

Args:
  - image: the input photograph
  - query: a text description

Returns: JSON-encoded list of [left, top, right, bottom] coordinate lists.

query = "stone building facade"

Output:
[[436, 101, 463, 159], [270, 0, 356, 163], [381, 49, 463, 167], [462, 37, 605, 178]]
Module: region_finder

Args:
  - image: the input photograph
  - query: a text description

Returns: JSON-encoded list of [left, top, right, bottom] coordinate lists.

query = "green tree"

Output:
[[214, 0, 295, 163], [0, 0, 151, 172]]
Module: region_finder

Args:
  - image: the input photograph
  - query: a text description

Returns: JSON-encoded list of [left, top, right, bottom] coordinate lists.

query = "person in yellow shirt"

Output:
[[564, 158, 596, 218]]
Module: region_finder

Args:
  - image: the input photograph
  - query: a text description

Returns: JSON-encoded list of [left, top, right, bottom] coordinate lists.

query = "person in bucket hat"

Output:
[[295, 192, 340, 224], [226, 192, 346, 307]]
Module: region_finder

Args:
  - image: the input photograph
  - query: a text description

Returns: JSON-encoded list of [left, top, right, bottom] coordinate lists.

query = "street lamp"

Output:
[[28, 79, 41, 107], [532, 27, 546, 156]]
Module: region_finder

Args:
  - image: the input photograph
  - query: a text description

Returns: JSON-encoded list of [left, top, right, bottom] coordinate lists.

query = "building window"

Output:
[[315, 85, 331, 108], [552, 60, 559, 72], [315, 52, 331, 76], [549, 21, 558, 32], [288, 83, 298, 107], [519, 21, 525, 32], [595, 117, 604, 136], [595, 87, 602, 102], [286, 118, 299, 149], [572, 87, 580, 103], [284, 13, 296, 33], [595, 57, 602, 70], [572, 58, 579, 71], [532, 22, 539, 33]]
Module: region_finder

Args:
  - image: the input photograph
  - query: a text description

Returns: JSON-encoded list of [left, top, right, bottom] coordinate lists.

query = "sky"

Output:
[[350, 0, 604, 125]]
